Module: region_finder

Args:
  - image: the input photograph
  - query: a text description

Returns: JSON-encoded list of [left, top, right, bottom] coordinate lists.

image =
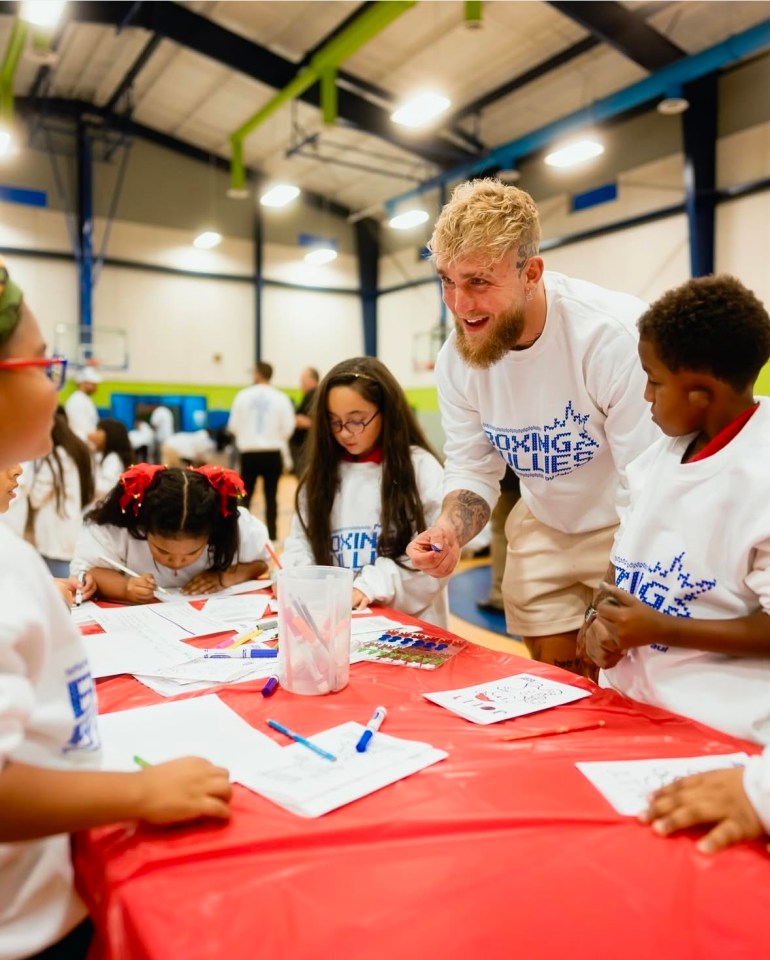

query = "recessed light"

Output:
[[391, 92, 450, 128], [260, 184, 300, 208], [544, 139, 604, 169], [193, 231, 222, 250], [304, 248, 338, 265], [389, 209, 430, 230], [19, 0, 67, 28]]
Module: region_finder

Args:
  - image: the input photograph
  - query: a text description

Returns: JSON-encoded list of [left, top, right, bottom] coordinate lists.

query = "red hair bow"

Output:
[[193, 464, 245, 517], [118, 463, 167, 516]]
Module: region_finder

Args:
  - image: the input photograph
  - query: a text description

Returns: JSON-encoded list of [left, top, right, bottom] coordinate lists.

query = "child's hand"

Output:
[[58, 572, 97, 603], [595, 582, 665, 650], [583, 615, 625, 670], [125, 574, 158, 604], [352, 588, 370, 610], [136, 757, 232, 824], [406, 525, 459, 577], [641, 768, 763, 853], [183, 571, 224, 595]]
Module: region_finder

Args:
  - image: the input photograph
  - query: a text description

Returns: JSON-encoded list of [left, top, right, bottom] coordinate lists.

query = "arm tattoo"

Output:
[[442, 490, 491, 546]]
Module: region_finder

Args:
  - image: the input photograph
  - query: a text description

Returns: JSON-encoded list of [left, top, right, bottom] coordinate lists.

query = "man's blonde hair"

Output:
[[428, 178, 541, 269]]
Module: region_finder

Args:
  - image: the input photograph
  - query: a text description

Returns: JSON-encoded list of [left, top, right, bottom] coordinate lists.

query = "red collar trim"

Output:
[[688, 402, 759, 462], [341, 446, 383, 464]]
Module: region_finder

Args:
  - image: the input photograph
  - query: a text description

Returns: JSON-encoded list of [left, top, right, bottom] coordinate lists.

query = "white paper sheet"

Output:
[[132, 670, 269, 698], [238, 720, 447, 818], [97, 695, 281, 775], [200, 595, 271, 623], [82, 630, 200, 679], [154, 580, 273, 604], [576, 752, 751, 816], [422, 672, 592, 725], [149, 656, 277, 684], [70, 601, 100, 627], [87, 602, 228, 641]]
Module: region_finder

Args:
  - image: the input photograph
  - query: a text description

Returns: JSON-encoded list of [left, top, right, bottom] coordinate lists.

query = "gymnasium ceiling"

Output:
[[1, 0, 770, 221]]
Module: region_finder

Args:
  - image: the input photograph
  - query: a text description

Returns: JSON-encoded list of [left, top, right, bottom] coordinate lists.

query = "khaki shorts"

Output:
[[502, 498, 617, 638]]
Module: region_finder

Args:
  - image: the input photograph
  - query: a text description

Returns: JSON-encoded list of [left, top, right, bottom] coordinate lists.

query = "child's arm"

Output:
[[0, 757, 232, 842], [183, 560, 268, 595], [90, 567, 158, 603], [640, 760, 767, 853], [596, 582, 770, 657]]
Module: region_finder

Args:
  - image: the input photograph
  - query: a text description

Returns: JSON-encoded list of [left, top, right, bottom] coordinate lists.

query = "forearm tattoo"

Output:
[[443, 490, 491, 547]]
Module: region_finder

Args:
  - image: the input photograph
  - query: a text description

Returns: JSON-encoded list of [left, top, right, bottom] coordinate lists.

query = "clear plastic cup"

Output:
[[277, 566, 353, 695]]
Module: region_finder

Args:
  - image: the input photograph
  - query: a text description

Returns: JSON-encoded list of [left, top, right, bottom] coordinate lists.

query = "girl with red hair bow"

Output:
[[72, 464, 269, 603]]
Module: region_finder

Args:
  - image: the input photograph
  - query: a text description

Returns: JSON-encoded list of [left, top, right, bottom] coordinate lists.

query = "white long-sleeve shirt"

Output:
[[437, 271, 656, 534], [0, 525, 101, 959], [64, 390, 98, 443], [228, 384, 295, 454], [29, 449, 85, 561], [601, 400, 770, 744], [93, 451, 124, 501], [281, 446, 449, 627], [71, 507, 269, 588]]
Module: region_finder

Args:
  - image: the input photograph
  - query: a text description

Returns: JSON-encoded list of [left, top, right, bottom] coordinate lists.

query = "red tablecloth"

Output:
[[75, 613, 770, 960]]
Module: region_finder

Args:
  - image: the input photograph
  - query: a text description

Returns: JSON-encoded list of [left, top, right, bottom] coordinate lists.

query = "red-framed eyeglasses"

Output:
[[0, 356, 68, 390]]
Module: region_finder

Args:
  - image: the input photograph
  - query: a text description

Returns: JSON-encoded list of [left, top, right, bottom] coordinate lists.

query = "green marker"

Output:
[[133, 754, 150, 769]]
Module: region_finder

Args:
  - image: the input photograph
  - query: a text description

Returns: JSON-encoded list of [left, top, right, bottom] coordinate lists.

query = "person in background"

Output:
[[583, 275, 770, 745], [227, 361, 295, 541], [406, 178, 656, 672], [29, 407, 95, 578], [289, 366, 319, 477], [476, 465, 521, 614], [0, 259, 231, 960], [89, 417, 134, 501], [64, 367, 101, 442], [0, 460, 30, 538], [282, 357, 449, 627], [129, 417, 155, 463], [161, 428, 216, 468], [73, 464, 269, 602], [149, 403, 175, 461]]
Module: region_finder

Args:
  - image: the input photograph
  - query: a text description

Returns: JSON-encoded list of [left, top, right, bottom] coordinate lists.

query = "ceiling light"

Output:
[[389, 209, 430, 230], [391, 92, 450, 128], [226, 186, 250, 200], [193, 231, 222, 250], [19, 0, 67, 28], [304, 247, 338, 266], [657, 96, 690, 115], [544, 139, 604, 169], [260, 184, 300, 208]]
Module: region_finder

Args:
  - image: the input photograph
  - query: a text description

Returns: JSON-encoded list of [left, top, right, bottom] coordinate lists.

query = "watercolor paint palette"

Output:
[[355, 629, 466, 669]]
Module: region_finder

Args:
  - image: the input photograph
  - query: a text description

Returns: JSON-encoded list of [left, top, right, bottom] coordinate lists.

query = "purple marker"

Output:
[[261, 675, 279, 697], [429, 542, 443, 553]]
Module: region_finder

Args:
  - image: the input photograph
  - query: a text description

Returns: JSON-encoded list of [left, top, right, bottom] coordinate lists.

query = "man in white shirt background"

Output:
[[64, 367, 101, 442], [227, 361, 295, 541]]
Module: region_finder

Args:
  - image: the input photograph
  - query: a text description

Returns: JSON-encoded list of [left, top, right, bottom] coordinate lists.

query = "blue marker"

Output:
[[355, 706, 387, 753], [429, 542, 443, 553], [266, 719, 337, 762], [201, 648, 278, 659]]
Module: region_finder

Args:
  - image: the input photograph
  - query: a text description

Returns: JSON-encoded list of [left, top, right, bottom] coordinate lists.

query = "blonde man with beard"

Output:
[[407, 178, 657, 673]]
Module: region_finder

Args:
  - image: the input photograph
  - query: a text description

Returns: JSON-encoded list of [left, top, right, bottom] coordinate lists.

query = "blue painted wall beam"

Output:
[[76, 119, 93, 359], [681, 74, 717, 277], [355, 218, 379, 356]]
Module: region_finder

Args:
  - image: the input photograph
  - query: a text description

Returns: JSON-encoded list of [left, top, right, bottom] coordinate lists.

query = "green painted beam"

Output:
[[0, 19, 28, 119], [320, 67, 338, 125]]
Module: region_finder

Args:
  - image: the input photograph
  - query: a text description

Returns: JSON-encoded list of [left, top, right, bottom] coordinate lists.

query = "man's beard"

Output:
[[453, 303, 527, 369]]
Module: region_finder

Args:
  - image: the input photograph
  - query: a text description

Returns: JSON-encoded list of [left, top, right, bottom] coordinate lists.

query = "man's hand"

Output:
[[641, 768, 763, 853], [583, 614, 625, 669], [406, 525, 460, 578]]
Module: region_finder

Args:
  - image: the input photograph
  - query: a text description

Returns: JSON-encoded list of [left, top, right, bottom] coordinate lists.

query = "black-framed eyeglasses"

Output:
[[329, 410, 380, 436], [0, 356, 68, 390]]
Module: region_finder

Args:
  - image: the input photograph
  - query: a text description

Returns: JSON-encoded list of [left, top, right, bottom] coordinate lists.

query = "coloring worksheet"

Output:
[[576, 753, 751, 816], [238, 721, 448, 817], [423, 672, 592, 724]]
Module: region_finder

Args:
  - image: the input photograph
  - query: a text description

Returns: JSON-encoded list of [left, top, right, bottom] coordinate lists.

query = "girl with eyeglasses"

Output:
[[0, 260, 232, 960], [282, 356, 449, 627]]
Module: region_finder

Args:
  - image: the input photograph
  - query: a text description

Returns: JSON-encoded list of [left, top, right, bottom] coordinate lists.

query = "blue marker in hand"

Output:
[[355, 706, 387, 753]]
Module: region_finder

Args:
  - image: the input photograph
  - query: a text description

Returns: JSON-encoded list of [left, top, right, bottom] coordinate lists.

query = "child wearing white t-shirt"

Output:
[[0, 260, 232, 959], [583, 275, 770, 745]]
